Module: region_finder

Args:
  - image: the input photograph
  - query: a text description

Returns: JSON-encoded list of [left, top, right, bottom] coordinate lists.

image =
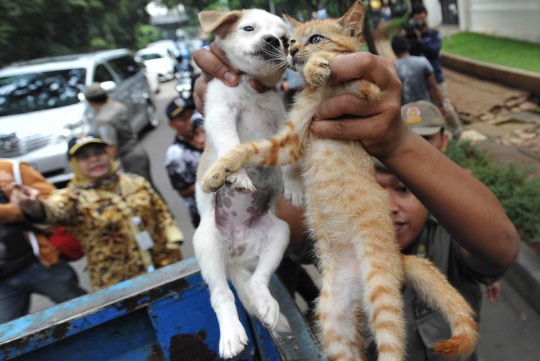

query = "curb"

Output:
[[440, 52, 540, 96], [505, 241, 540, 314]]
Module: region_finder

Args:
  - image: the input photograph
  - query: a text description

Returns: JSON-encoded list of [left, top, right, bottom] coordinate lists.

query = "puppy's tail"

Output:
[[402, 254, 478, 359], [228, 266, 290, 333]]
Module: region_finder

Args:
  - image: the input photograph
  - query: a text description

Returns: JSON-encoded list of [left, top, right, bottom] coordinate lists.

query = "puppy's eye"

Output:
[[309, 35, 324, 44], [243, 26, 254, 32], [281, 37, 289, 48]]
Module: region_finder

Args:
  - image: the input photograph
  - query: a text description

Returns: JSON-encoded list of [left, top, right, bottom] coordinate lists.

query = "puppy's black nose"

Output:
[[263, 35, 281, 48]]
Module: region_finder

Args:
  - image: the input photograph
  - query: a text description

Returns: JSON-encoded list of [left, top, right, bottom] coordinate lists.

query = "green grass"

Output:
[[446, 141, 540, 244], [442, 32, 540, 73]]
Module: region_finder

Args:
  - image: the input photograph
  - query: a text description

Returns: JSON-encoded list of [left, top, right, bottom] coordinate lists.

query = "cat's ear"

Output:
[[199, 10, 243, 38], [338, 0, 366, 37], [283, 14, 302, 29]]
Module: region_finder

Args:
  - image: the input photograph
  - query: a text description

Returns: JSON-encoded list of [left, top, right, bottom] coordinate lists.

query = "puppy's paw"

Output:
[[225, 168, 256, 194], [219, 318, 249, 359], [284, 177, 304, 208], [304, 56, 331, 87]]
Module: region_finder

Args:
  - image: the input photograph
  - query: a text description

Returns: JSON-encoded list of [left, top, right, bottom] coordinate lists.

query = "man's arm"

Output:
[[427, 74, 444, 106], [419, 30, 442, 58], [178, 184, 195, 198]]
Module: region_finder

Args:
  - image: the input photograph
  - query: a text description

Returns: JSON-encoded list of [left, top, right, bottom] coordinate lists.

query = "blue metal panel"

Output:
[[146, 273, 255, 361], [14, 310, 161, 361], [0, 258, 324, 361]]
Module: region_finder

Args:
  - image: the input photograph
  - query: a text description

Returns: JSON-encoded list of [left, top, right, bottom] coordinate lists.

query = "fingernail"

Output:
[[224, 72, 237, 85]]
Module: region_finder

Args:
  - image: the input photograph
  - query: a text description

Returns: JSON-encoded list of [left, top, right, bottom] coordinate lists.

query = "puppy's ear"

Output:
[[283, 14, 302, 29], [338, 0, 365, 37], [199, 10, 243, 38]]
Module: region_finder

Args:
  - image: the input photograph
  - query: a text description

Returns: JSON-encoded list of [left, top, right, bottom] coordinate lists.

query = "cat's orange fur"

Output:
[[202, 1, 478, 360]]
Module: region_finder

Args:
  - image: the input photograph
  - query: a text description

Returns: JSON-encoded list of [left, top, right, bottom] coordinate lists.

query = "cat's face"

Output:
[[286, 1, 366, 73]]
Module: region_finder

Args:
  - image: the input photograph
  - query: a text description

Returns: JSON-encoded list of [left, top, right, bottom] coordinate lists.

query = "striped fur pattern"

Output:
[[202, 1, 478, 360]]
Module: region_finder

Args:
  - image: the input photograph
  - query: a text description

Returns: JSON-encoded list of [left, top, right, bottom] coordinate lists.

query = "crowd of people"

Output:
[[0, 4, 520, 360]]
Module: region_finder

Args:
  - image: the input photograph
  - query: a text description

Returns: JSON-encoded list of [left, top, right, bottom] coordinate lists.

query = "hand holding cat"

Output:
[[311, 52, 409, 159]]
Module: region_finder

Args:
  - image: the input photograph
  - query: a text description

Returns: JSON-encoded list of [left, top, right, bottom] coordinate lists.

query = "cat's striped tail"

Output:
[[402, 254, 478, 359]]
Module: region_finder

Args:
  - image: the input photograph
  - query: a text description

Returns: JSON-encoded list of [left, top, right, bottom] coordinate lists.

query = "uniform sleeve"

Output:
[[452, 242, 504, 286], [97, 121, 118, 146]]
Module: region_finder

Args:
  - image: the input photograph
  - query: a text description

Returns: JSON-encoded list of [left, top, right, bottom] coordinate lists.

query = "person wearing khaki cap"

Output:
[[83, 83, 157, 191], [402, 100, 449, 153]]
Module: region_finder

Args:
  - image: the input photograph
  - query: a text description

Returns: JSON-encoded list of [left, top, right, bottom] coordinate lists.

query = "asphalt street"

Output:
[[29, 82, 540, 360]]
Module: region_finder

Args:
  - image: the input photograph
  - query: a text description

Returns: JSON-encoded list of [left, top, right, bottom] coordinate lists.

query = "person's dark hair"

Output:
[[411, 5, 427, 16], [86, 94, 108, 104], [391, 34, 410, 55]]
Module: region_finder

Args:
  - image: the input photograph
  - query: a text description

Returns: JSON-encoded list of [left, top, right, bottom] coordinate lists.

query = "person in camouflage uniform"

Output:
[[11, 135, 183, 291]]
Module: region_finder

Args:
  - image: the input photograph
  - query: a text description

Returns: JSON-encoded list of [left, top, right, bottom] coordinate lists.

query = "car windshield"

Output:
[[140, 53, 163, 60], [0, 68, 86, 117]]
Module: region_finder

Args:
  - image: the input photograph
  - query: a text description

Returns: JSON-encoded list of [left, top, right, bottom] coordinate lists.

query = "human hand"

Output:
[[485, 281, 501, 304], [193, 42, 273, 114], [311, 52, 408, 158], [10, 183, 42, 216], [439, 105, 449, 119]]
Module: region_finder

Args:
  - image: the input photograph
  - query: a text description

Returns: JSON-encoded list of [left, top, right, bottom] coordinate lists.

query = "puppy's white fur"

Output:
[[194, 9, 291, 359]]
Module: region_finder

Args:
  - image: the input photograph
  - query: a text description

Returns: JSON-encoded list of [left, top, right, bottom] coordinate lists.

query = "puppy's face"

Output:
[[200, 10, 290, 80]]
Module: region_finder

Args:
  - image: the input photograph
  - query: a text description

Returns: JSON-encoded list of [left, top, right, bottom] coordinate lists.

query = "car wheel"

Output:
[[146, 102, 159, 128]]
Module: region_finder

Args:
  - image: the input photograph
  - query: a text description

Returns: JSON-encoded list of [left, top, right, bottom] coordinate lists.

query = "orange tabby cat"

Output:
[[201, 1, 478, 360]]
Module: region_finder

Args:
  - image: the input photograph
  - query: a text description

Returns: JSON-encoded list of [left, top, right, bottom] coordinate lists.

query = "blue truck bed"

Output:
[[0, 258, 325, 360]]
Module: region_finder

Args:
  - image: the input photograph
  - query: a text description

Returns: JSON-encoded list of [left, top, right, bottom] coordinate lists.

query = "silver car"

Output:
[[0, 49, 158, 185]]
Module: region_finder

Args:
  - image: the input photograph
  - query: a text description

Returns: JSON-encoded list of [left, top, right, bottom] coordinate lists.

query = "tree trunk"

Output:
[[363, 13, 378, 55]]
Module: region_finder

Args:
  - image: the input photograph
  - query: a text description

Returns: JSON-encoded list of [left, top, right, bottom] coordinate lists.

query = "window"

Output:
[[93, 64, 114, 83], [0, 68, 86, 117], [107, 56, 142, 81]]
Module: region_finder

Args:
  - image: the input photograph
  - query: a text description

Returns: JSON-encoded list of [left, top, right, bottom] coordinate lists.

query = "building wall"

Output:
[[458, 0, 540, 43]]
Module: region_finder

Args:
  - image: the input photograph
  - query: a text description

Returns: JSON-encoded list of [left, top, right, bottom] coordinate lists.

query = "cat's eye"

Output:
[[290, 39, 296, 45], [243, 26, 254, 32], [309, 35, 324, 44]]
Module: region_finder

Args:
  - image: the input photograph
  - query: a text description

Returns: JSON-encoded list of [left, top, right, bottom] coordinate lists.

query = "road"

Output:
[[30, 82, 540, 360]]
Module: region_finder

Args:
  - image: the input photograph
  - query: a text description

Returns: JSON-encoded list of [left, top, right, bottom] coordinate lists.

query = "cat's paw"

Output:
[[202, 162, 231, 193], [219, 318, 249, 359], [225, 168, 256, 194], [284, 177, 304, 208], [304, 56, 331, 87], [250, 280, 280, 329]]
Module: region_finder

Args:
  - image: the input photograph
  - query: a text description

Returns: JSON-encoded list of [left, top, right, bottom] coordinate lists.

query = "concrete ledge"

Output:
[[505, 241, 540, 314], [441, 52, 540, 95]]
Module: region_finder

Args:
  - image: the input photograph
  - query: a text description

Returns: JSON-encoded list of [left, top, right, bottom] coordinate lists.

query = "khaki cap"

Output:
[[401, 101, 444, 136], [83, 82, 107, 100]]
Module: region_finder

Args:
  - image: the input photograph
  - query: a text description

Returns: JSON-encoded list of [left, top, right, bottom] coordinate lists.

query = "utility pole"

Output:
[[268, 0, 276, 14]]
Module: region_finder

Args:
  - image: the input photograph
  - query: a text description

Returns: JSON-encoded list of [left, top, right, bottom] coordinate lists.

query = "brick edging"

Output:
[[441, 52, 540, 95]]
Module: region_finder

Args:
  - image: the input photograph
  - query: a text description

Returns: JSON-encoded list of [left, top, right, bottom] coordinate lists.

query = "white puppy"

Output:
[[194, 9, 291, 359]]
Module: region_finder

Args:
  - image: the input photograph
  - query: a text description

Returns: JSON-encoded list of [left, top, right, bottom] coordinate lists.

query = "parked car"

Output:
[[135, 47, 176, 82], [0, 49, 158, 186]]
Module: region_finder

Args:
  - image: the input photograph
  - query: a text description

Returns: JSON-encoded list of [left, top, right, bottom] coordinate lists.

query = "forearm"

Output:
[[107, 145, 118, 160], [178, 184, 196, 198], [0, 204, 25, 223], [381, 129, 519, 272]]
